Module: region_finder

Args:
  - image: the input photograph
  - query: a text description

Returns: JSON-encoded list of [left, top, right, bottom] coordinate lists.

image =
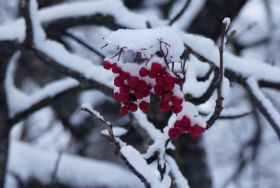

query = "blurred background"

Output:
[[1, 0, 280, 188]]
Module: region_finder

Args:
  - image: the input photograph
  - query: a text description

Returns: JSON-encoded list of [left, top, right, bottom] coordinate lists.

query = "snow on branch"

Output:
[[80, 105, 172, 188], [246, 77, 280, 140], [9, 141, 141, 188], [4, 53, 79, 123]]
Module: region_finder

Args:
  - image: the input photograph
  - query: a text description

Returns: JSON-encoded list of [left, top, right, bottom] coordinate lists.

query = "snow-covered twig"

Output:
[[246, 77, 280, 140], [169, 0, 192, 26], [80, 105, 153, 187]]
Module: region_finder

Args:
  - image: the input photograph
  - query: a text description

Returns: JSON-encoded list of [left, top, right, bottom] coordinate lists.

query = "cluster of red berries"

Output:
[[104, 60, 184, 115], [103, 60, 151, 115], [138, 63, 184, 114], [168, 115, 205, 139]]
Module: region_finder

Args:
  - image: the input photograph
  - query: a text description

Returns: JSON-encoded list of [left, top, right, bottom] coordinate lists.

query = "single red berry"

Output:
[[174, 120, 182, 130], [114, 76, 124, 87], [137, 80, 148, 91], [181, 116, 191, 132], [113, 92, 121, 101], [149, 71, 158, 78], [160, 68, 168, 76], [135, 91, 145, 99], [139, 101, 150, 112], [112, 64, 122, 73], [119, 71, 130, 80], [103, 60, 112, 70], [127, 102, 138, 112], [159, 101, 170, 111], [120, 106, 129, 115], [155, 77, 164, 86], [162, 93, 173, 102], [168, 127, 181, 139], [164, 74, 175, 84], [139, 67, 149, 77], [172, 105, 183, 113], [151, 62, 162, 73], [190, 124, 204, 138], [128, 76, 139, 88], [172, 96, 183, 105], [163, 83, 174, 92]]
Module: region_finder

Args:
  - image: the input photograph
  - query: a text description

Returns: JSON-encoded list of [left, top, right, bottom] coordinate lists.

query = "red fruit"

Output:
[[149, 71, 158, 78], [172, 105, 183, 113], [139, 101, 150, 112], [162, 93, 173, 102], [128, 76, 139, 88], [112, 64, 122, 73], [128, 102, 138, 112], [174, 120, 182, 130], [120, 85, 129, 93], [163, 83, 174, 92], [168, 127, 181, 139], [114, 76, 124, 87], [159, 101, 170, 111], [120, 106, 129, 115], [181, 116, 191, 132], [160, 68, 168, 76], [151, 62, 162, 73], [103, 60, 112, 70], [135, 90, 145, 99], [191, 124, 204, 138], [172, 96, 183, 105], [155, 77, 164, 85], [113, 92, 121, 101], [120, 71, 130, 79], [164, 74, 174, 84], [137, 80, 148, 90], [139, 67, 149, 77]]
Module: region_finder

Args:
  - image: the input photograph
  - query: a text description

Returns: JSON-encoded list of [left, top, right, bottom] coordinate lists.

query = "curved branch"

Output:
[[169, 0, 192, 26]]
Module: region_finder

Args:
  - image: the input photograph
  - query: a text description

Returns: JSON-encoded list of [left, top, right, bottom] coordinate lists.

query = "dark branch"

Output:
[[169, 0, 192, 25]]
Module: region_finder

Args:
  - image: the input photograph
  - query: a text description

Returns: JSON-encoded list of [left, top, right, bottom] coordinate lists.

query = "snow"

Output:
[[8, 141, 142, 188], [170, 0, 206, 29], [105, 28, 185, 62], [100, 127, 127, 137], [166, 155, 190, 188], [247, 77, 280, 129], [29, 0, 45, 45], [5, 53, 79, 118], [120, 145, 171, 188]]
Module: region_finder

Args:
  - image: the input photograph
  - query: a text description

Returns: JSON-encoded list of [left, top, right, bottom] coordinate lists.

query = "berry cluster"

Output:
[[104, 60, 151, 115], [139, 63, 184, 114], [103, 59, 205, 139], [168, 115, 205, 139]]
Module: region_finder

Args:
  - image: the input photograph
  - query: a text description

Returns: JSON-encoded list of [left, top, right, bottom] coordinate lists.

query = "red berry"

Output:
[[128, 77, 139, 88], [151, 62, 162, 73], [139, 101, 150, 112], [114, 76, 124, 87], [113, 92, 121, 101], [149, 71, 158, 78], [190, 124, 204, 138], [174, 120, 182, 130], [127, 102, 138, 112], [159, 101, 170, 111], [135, 91, 145, 99], [168, 128, 181, 139], [155, 77, 164, 85], [137, 80, 148, 90], [120, 106, 129, 115], [164, 74, 174, 84], [103, 60, 112, 70], [181, 116, 191, 132], [162, 93, 173, 102], [139, 67, 149, 77], [112, 64, 122, 73], [172, 96, 183, 105], [120, 71, 130, 79], [172, 105, 183, 113], [163, 83, 174, 92]]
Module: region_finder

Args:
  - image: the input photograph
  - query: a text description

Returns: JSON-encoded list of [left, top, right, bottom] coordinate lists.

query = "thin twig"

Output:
[[206, 19, 229, 129]]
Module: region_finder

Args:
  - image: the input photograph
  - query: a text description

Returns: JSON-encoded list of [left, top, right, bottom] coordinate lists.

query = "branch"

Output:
[[206, 19, 230, 129], [169, 0, 192, 26], [80, 105, 151, 188], [245, 77, 280, 140]]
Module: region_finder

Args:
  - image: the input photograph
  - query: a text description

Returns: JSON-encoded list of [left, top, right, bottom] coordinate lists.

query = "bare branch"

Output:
[[169, 0, 192, 26]]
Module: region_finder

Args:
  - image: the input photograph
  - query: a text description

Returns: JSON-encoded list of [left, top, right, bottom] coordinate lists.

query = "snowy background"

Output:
[[1, 0, 280, 188]]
